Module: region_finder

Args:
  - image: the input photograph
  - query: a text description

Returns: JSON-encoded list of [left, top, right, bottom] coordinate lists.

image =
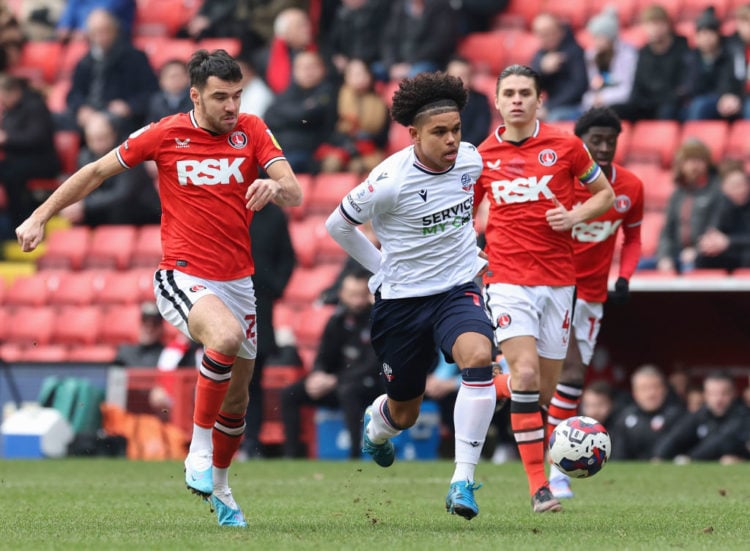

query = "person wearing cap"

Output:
[[581, 6, 638, 111], [112, 301, 167, 367], [683, 6, 743, 120], [612, 4, 691, 121]]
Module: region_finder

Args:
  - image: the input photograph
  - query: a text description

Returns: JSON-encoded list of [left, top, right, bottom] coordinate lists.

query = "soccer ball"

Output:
[[548, 415, 611, 478]]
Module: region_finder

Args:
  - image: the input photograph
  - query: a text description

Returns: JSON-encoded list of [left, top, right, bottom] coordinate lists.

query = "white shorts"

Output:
[[153, 269, 257, 359], [485, 283, 574, 360], [572, 299, 603, 366]]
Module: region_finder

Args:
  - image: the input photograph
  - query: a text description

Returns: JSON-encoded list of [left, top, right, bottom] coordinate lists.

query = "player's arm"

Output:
[[246, 159, 302, 210], [16, 150, 127, 252], [325, 208, 382, 275], [570, 172, 615, 225]]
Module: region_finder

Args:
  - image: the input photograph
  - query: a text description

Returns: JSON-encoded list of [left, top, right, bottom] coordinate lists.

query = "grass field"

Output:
[[1, 459, 749, 550]]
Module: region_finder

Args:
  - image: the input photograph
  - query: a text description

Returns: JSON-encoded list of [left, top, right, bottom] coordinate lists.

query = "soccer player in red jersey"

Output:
[[16, 49, 302, 527], [547, 107, 643, 498], [475, 65, 614, 513]]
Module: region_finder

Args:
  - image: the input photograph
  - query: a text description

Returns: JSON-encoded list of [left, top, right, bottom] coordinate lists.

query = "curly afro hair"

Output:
[[574, 107, 622, 138], [390, 72, 467, 127]]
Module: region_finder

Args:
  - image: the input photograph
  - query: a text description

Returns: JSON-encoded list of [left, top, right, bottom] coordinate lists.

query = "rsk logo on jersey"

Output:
[[177, 158, 246, 185], [614, 194, 632, 213], [490, 175, 554, 204], [228, 131, 248, 149], [572, 219, 623, 242], [460, 173, 473, 192], [538, 149, 557, 167], [496, 313, 512, 329]]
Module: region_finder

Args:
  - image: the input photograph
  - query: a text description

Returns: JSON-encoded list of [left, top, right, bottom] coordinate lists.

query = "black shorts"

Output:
[[370, 281, 494, 401]]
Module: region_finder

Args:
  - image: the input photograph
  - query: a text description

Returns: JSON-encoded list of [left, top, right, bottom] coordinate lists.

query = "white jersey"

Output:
[[338, 142, 483, 299]]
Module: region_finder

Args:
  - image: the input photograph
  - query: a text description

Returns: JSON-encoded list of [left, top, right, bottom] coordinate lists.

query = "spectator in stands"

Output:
[[112, 301, 167, 367], [280, 269, 384, 458], [581, 6, 637, 112], [254, 7, 316, 94], [264, 51, 337, 173], [316, 58, 389, 174], [62, 8, 158, 133], [530, 12, 588, 121], [145, 59, 192, 124], [241, 202, 296, 459], [0, 74, 59, 239], [324, 0, 391, 75], [56, 0, 135, 43], [652, 372, 750, 463], [59, 111, 160, 226], [725, 3, 750, 118], [696, 160, 750, 271], [612, 4, 690, 121], [456, 0, 508, 35], [18, 1, 63, 42], [580, 380, 620, 429], [682, 7, 743, 121], [237, 56, 274, 119], [445, 56, 491, 146], [656, 139, 723, 273], [0, 13, 25, 73], [376, 0, 459, 82], [609, 364, 685, 461]]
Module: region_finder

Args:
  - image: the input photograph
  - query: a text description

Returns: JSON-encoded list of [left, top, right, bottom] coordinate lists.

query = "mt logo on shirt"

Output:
[[176, 158, 247, 185]]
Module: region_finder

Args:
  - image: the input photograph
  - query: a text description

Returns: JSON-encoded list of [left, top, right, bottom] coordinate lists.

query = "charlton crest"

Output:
[[228, 131, 248, 149], [614, 194, 632, 213], [538, 149, 557, 166], [496, 313, 512, 329]]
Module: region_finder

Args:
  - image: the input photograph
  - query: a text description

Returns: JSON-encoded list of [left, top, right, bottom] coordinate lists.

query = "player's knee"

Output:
[[389, 404, 420, 429], [206, 330, 243, 357], [510, 364, 540, 391]]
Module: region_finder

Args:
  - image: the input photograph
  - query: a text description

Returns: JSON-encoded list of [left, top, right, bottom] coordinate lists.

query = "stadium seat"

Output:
[[680, 120, 729, 164], [130, 225, 162, 268], [47, 269, 108, 306], [625, 163, 674, 211], [619, 24, 648, 48], [634, 0, 683, 21], [142, 38, 195, 71], [258, 365, 308, 446], [0, 342, 24, 362], [679, 0, 730, 22], [306, 172, 360, 216], [283, 264, 341, 307], [53, 305, 103, 346], [386, 123, 413, 156], [682, 268, 731, 279], [17, 40, 63, 84], [500, 29, 541, 67], [54, 130, 82, 176], [614, 121, 633, 166], [377, 80, 401, 108], [542, 2, 590, 29], [308, 215, 348, 265], [273, 301, 297, 330], [458, 32, 506, 74], [46, 77, 71, 114], [675, 20, 697, 47], [289, 218, 318, 269], [67, 344, 118, 363], [98, 269, 150, 305], [36, 226, 91, 270], [286, 172, 314, 221], [292, 304, 336, 349], [547, 121, 575, 135], [7, 305, 56, 345], [724, 119, 750, 162], [626, 120, 681, 168], [20, 344, 69, 363], [5, 273, 51, 307], [84, 225, 138, 270], [198, 38, 242, 57], [133, 0, 200, 37], [588, 0, 639, 25], [99, 304, 142, 345], [639, 211, 666, 258], [59, 39, 88, 78]]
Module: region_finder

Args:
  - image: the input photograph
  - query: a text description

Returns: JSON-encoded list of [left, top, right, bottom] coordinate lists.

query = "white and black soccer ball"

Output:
[[548, 415, 611, 478]]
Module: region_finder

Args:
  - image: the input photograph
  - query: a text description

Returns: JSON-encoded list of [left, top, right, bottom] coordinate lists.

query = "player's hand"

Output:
[[545, 196, 576, 232], [607, 277, 630, 305], [15, 215, 45, 252], [245, 178, 280, 211]]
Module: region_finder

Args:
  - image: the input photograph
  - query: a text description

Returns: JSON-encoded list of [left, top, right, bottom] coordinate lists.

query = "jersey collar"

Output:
[[494, 119, 540, 143], [412, 150, 455, 175]]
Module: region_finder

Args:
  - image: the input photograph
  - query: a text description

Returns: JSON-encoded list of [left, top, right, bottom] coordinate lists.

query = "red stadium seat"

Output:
[[680, 120, 729, 164], [634, 0, 683, 22], [7, 305, 56, 345], [625, 163, 674, 211], [0, 305, 9, 341], [84, 225, 138, 270], [626, 120, 681, 168], [130, 225, 162, 269], [54, 130, 82, 176], [725, 119, 750, 162], [588, 0, 639, 25], [46, 78, 71, 114], [67, 344, 118, 363], [289, 218, 318, 269], [542, 2, 590, 30], [614, 121, 633, 166], [386, 123, 413, 156], [292, 304, 336, 349], [53, 305, 103, 346], [307, 215, 347, 265], [547, 121, 575, 135], [59, 39, 88, 78], [458, 32, 506, 74], [500, 29, 541, 67], [283, 264, 341, 307], [286, 173, 314, 221], [142, 38, 195, 71], [639, 211, 666, 258], [619, 24, 648, 48], [5, 273, 50, 307], [98, 269, 150, 305], [0, 342, 24, 362], [134, 0, 200, 37], [198, 38, 242, 58], [37, 226, 91, 270], [17, 41, 63, 84], [306, 172, 360, 216], [679, 0, 731, 22], [99, 304, 142, 345], [20, 344, 69, 363], [47, 269, 108, 306]]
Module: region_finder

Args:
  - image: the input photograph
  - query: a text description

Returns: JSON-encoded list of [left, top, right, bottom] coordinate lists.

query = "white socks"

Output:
[[366, 394, 402, 444], [451, 379, 496, 483]]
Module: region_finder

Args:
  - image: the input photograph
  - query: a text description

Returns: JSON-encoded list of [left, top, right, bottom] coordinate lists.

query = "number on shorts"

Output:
[[244, 313, 256, 339], [562, 309, 570, 330], [587, 316, 598, 341]]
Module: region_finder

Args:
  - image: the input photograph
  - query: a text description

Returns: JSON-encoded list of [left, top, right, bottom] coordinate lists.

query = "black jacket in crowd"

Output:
[[609, 401, 686, 460], [530, 26, 588, 110], [629, 34, 691, 114]]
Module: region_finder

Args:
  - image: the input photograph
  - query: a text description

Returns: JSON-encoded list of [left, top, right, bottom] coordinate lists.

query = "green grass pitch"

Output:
[[1, 459, 748, 550]]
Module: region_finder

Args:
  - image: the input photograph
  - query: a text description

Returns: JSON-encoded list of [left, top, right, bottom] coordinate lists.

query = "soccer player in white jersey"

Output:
[[326, 72, 497, 520]]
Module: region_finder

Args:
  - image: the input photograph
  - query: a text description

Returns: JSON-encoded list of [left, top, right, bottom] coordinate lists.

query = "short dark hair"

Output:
[[704, 371, 735, 387], [496, 64, 541, 96], [574, 107, 622, 137], [188, 49, 242, 90], [390, 72, 467, 127], [586, 380, 615, 400]]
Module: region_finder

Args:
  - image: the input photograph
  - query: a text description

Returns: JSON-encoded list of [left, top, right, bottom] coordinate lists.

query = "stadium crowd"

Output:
[[0, 0, 749, 464]]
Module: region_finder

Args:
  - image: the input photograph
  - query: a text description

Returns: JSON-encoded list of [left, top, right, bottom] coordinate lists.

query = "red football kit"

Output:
[[116, 110, 285, 280], [476, 121, 601, 286], [572, 163, 644, 303]]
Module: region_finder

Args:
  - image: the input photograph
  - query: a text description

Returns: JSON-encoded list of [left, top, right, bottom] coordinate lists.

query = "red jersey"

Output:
[[572, 163, 644, 302], [476, 121, 601, 286], [116, 111, 285, 280]]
